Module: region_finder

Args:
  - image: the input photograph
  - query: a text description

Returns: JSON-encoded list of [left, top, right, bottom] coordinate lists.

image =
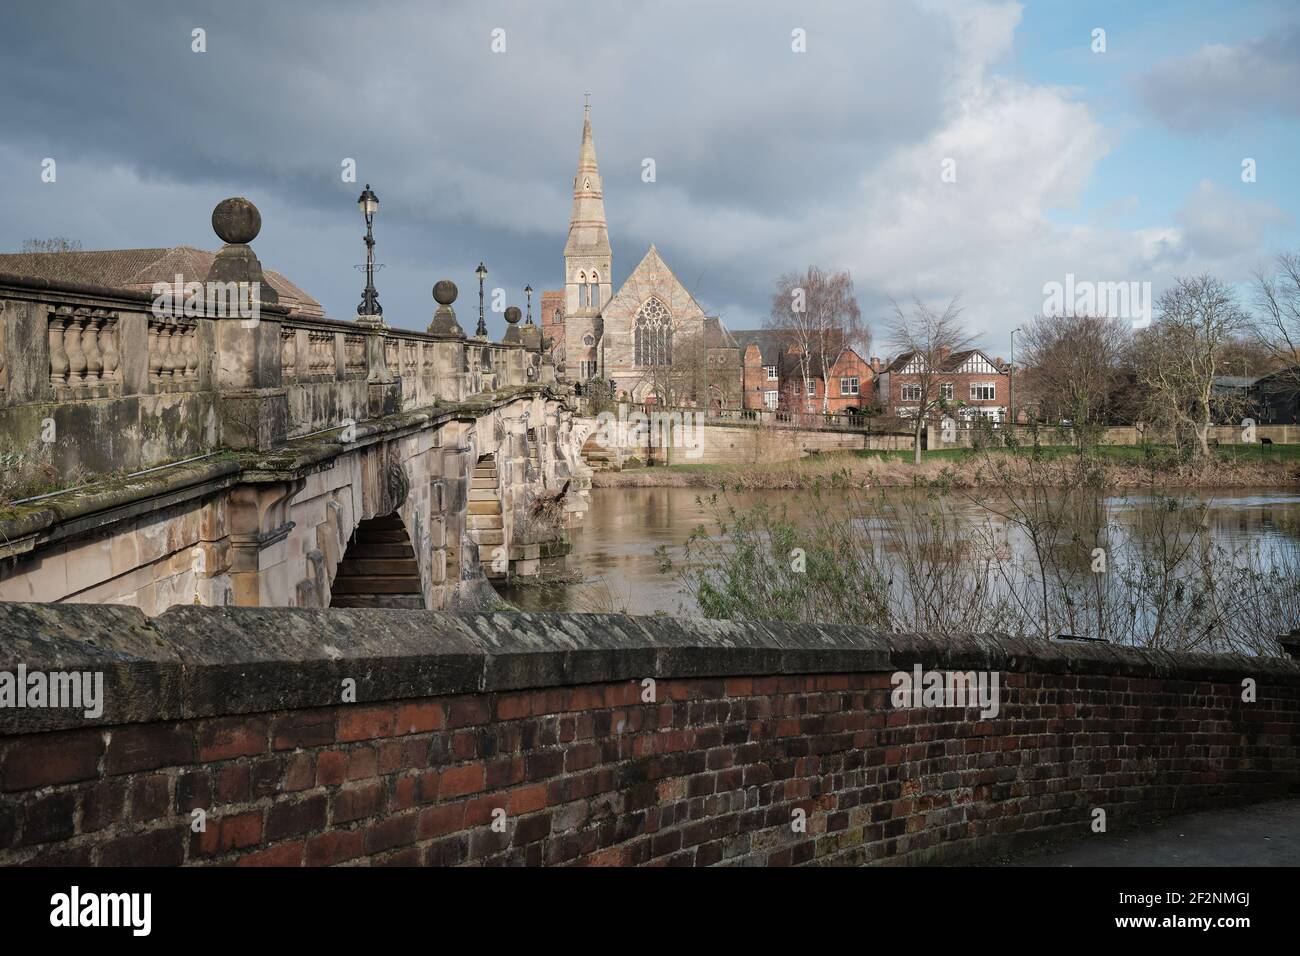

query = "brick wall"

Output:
[[1, 604, 1296, 866]]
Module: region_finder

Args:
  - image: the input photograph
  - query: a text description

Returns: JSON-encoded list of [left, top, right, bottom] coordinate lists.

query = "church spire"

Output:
[[564, 98, 611, 317]]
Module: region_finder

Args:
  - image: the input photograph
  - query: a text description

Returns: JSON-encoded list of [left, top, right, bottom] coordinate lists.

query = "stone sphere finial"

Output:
[[433, 280, 458, 306], [211, 197, 262, 245], [504, 306, 522, 325]]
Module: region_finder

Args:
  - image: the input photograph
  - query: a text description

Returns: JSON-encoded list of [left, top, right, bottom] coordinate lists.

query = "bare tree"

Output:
[[1139, 274, 1249, 458], [1252, 250, 1300, 404], [769, 267, 867, 414], [20, 237, 82, 253], [1018, 313, 1131, 445], [886, 296, 974, 465]]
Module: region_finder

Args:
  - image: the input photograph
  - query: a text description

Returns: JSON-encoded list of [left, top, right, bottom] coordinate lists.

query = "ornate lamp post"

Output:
[[355, 184, 383, 325], [475, 262, 489, 339]]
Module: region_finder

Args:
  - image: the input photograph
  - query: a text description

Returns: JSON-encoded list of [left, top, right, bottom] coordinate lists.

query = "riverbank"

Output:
[[591, 446, 1300, 490]]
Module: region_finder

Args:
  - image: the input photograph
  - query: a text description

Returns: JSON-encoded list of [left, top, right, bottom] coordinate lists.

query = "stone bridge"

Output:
[[0, 199, 593, 614]]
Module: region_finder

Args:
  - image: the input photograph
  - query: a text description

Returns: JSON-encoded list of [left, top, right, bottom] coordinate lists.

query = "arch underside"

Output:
[[329, 513, 424, 609]]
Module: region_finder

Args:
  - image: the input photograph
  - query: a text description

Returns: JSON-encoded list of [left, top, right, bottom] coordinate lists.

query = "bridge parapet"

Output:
[[0, 198, 557, 488], [0, 605, 1294, 866]]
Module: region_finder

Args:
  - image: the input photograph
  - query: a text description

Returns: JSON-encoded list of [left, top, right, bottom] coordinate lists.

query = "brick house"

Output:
[[877, 348, 1010, 422], [735, 331, 875, 412]]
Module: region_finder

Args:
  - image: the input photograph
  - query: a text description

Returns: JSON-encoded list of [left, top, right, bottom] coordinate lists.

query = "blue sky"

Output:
[[0, 0, 1296, 352]]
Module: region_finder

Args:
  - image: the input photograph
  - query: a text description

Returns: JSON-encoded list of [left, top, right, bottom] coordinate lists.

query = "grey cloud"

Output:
[[1135, 26, 1300, 132]]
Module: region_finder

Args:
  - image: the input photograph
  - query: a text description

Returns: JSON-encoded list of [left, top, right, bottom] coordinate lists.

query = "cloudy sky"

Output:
[[1, 0, 1296, 353]]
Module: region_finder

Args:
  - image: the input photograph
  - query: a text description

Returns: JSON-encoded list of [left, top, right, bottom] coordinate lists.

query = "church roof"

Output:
[[564, 105, 611, 260]]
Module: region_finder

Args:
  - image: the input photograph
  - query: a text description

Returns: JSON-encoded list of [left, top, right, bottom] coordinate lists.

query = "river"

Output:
[[498, 486, 1300, 617]]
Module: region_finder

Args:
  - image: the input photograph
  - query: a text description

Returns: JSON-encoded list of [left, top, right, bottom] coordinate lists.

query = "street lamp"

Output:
[[1009, 326, 1021, 426], [356, 184, 382, 325], [475, 262, 488, 339]]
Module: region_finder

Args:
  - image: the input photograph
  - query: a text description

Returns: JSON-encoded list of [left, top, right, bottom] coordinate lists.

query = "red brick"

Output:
[[192, 811, 262, 857], [82, 779, 127, 832], [105, 724, 194, 774], [347, 746, 379, 781], [363, 813, 418, 854], [306, 829, 365, 866], [507, 784, 548, 815], [215, 762, 250, 803], [265, 795, 327, 840], [440, 763, 485, 798], [395, 702, 443, 734], [338, 705, 396, 742], [0, 730, 103, 790], [567, 687, 604, 711], [271, 710, 336, 750], [129, 774, 170, 822], [198, 716, 268, 761], [316, 750, 347, 786], [283, 753, 315, 792], [237, 841, 304, 866], [418, 802, 466, 839], [446, 697, 491, 728], [495, 693, 532, 720], [99, 826, 186, 866], [332, 783, 385, 824]]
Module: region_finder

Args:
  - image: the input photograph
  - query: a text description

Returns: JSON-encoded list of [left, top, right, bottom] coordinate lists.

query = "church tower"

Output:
[[564, 101, 612, 318]]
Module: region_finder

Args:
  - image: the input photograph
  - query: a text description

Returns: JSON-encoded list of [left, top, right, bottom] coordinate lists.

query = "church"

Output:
[[541, 105, 743, 408]]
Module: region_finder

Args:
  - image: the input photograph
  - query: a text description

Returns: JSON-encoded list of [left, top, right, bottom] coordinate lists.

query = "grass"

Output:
[[594, 443, 1300, 490]]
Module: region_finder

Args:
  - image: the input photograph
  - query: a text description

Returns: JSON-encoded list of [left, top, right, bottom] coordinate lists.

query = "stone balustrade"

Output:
[[0, 198, 558, 481]]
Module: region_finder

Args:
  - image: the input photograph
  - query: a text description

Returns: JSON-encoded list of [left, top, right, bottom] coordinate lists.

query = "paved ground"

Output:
[[998, 798, 1300, 866]]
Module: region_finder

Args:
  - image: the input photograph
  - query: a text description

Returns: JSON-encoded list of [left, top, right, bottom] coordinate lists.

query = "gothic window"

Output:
[[634, 297, 672, 367]]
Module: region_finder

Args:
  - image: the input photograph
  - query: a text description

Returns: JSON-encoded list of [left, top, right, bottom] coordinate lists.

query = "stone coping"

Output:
[[0, 271, 291, 316], [0, 603, 1293, 735], [0, 384, 567, 551]]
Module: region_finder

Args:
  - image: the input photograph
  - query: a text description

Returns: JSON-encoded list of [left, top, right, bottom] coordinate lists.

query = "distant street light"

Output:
[[356, 184, 382, 325], [1009, 326, 1022, 425], [475, 262, 489, 339]]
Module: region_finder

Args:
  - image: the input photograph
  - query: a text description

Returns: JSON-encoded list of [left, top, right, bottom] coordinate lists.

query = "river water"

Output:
[[498, 486, 1300, 617]]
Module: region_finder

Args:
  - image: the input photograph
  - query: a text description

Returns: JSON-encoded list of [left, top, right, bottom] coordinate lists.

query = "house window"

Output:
[[764, 365, 778, 381], [806, 379, 816, 396], [582, 334, 595, 346], [580, 360, 597, 380], [978, 408, 1002, 422], [970, 383, 996, 401], [763, 390, 779, 410], [634, 297, 672, 366], [901, 384, 923, 402], [840, 377, 860, 396], [940, 383, 954, 400]]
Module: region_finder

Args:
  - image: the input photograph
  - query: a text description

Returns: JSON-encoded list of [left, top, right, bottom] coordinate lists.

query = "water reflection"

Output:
[[498, 487, 1300, 617]]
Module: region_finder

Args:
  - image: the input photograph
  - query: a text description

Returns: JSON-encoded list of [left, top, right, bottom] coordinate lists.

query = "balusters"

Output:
[[47, 307, 121, 395], [146, 316, 200, 390], [281, 327, 298, 382]]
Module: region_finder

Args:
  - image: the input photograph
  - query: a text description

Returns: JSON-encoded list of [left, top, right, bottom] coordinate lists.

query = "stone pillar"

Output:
[[367, 328, 401, 418], [206, 198, 289, 451], [426, 280, 467, 402]]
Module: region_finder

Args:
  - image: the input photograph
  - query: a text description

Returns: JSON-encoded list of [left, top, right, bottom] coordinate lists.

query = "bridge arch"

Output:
[[329, 511, 424, 609]]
